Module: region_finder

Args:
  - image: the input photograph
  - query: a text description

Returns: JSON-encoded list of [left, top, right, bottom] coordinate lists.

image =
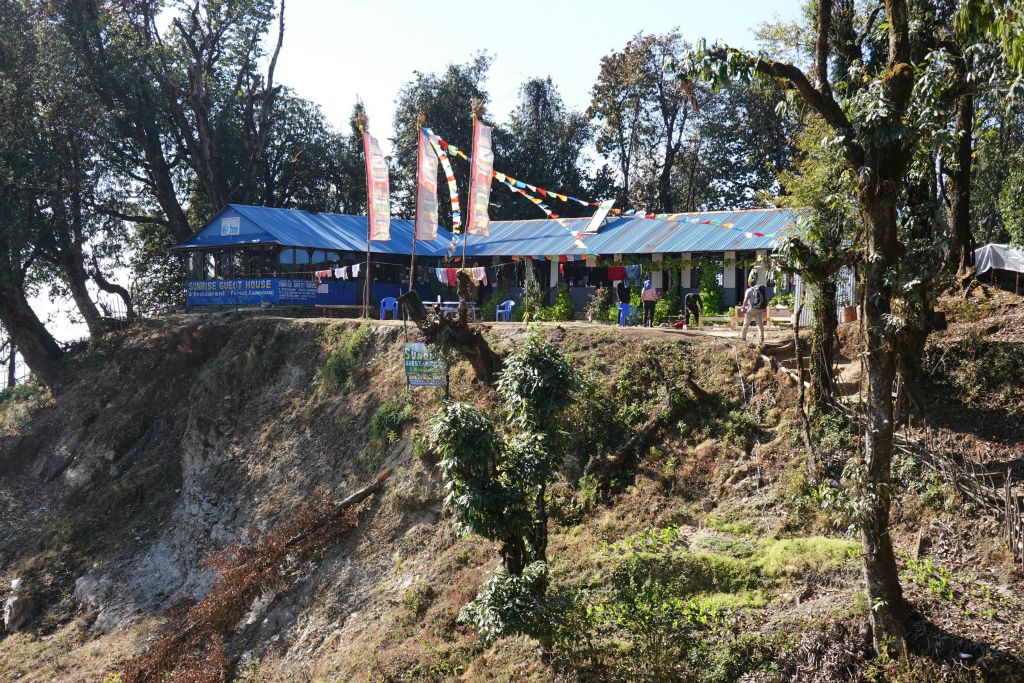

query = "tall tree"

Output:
[[492, 78, 593, 220], [0, 0, 64, 388], [683, 0, 966, 653], [392, 55, 492, 223], [50, 0, 287, 240]]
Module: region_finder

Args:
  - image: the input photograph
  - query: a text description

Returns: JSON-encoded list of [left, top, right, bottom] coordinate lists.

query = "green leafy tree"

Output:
[[777, 116, 861, 408], [430, 335, 578, 578], [391, 55, 492, 222], [679, 0, 976, 653]]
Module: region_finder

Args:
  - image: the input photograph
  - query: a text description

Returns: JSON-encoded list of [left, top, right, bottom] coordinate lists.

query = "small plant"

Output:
[[400, 578, 436, 623], [370, 395, 414, 444], [480, 284, 512, 322], [585, 285, 611, 323]]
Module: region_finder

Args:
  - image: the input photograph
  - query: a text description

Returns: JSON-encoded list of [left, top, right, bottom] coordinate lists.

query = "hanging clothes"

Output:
[[435, 268, 447, 284], [314, 269, 330, 280], [624, 264, 642, 285], [446, 268, 458, 286], [352, 263, 361, 278], [334, 267, 348, 280], [472, 267, 487, 286], [607, 265, 626, 281]]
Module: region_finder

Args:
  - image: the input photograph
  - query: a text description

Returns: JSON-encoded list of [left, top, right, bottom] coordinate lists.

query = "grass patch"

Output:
[[0, 382, 52, 436], [704, 514, 758, 537]]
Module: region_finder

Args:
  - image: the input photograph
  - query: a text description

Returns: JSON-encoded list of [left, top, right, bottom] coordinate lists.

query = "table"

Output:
[[437, 301, 478, 322]]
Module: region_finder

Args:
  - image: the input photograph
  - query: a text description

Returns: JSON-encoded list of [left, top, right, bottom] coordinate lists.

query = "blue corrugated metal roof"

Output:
[[175, 205, 798, 256], [174, 205, 453, 256]]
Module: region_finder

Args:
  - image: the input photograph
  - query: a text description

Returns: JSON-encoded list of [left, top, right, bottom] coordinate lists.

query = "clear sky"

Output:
[[273, 0, 804, 153], [25, 0, 803, 354]]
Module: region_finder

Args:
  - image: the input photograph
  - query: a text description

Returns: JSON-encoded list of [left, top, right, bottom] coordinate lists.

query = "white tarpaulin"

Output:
[[974, 244, 1024, 274]]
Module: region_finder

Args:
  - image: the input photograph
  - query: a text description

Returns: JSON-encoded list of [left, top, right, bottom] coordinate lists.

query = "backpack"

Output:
[[750, 284, 767, 309]]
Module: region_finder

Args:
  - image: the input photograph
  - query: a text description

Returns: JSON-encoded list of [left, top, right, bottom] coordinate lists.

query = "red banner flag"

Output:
[[415, 131, 439, 240], [467, 119, 493, 237], [363, 133, 391, 241]]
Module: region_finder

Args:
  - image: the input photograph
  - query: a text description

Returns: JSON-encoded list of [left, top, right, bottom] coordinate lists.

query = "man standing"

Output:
[[683, 291, 701, 330], [740, 275, 768, 344], [641, 277, 659, 327]]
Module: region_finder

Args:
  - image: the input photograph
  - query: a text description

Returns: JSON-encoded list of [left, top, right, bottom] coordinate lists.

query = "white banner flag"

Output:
[[363, 133, 391, 241], [468, 119, 493, 237], [415, 130, 439, 240]]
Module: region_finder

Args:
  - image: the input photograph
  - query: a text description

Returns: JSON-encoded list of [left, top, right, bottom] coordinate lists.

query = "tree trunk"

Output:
[[6, 343, 15, 389], [62, 255, 104, 337], [809, 279, 837, 409], [92, 258, 136, 322], [859, 195, 909, 654], [0, 283, 63, 389], [949, 88, 975, 278]]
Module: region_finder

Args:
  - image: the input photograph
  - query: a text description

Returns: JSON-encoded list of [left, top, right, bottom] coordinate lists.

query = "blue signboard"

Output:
[[403, 342, 447, 387], [186, 279, 277, 305], [278, 278, 318, 304]]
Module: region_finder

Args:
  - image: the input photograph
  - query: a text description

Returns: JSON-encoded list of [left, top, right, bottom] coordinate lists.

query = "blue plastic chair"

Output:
[[379, 296, 399, 320], [617, 303, 639, 327], [496, 300, 515, 322]]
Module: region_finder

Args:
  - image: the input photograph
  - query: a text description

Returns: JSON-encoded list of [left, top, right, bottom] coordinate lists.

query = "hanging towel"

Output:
[[472, 267, 487, 286], [334, 267, 346, 280], [446, 268, 458, 286], [352, 263, 361, 278], [607, 266, 626, 281], [315, 269, 330, 279]]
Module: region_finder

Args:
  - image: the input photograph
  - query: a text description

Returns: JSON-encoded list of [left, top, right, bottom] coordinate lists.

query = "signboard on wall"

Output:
[[220, 216, 240, 236], [277, 279, 318, 304], [403, 342, 447, 387], [187, 279, 275, 305]]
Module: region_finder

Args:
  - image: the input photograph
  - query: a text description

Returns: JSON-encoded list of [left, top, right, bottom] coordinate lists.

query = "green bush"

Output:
[[481, 285, 512, 322], [654, 284, 680, 324], [696, 260, 725, 315], [370, 395, 415, 444], [458, 561, 551, 644], [538, 283, 575, 322], [321, 320, 372, 389]]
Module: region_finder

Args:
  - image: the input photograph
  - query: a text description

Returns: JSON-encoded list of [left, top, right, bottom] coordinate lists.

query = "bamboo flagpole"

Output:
[[357, 111, 370, 318], [359, 110, 392, 318]]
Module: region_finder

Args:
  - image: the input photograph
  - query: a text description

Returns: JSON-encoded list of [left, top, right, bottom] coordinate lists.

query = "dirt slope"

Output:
[[0, 310, 1021, 682]]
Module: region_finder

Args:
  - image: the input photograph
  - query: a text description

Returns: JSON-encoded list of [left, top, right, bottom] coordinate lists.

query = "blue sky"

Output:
[[274, 0, 804, 152]]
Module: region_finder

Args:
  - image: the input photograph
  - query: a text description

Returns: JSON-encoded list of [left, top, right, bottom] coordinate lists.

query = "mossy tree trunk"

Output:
[[809, 279, 837, 409]]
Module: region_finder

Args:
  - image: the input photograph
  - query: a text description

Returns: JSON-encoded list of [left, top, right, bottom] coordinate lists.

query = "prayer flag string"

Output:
[[425, 127, 784, 242]]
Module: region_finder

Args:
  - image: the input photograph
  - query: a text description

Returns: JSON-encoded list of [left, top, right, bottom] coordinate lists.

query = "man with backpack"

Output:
[[740, 274, 768, 344]]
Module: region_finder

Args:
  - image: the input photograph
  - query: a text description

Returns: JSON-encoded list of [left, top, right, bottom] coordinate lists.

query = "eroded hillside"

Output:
[[0, 306, 1022, 682]]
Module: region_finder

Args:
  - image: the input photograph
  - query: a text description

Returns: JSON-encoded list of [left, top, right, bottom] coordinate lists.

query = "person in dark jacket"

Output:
[[683, 291, 701, 329], [616, 280, 630, 305]]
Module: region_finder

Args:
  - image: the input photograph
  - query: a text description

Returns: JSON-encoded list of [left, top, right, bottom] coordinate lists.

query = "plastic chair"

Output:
[[617, 303, 639, 327], [495, 300, 515, 322], [379, 296, 399, 320]]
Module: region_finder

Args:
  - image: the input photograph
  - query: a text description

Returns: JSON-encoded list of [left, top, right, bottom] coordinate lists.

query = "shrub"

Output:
[[654, 284, 680, 324], [400, 578, 436, 623], [537, 283, 575, 322], [696, 259, 725, 315], [481, 285, 512, 322], [585, 285, 611, 323], [321, 321, 371, 389], [458, 562, 551, 644], [370, 395, 415, 444]]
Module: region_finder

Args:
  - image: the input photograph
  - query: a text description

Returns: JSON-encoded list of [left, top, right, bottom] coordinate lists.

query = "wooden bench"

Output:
[[733, 307, 793, 328]]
